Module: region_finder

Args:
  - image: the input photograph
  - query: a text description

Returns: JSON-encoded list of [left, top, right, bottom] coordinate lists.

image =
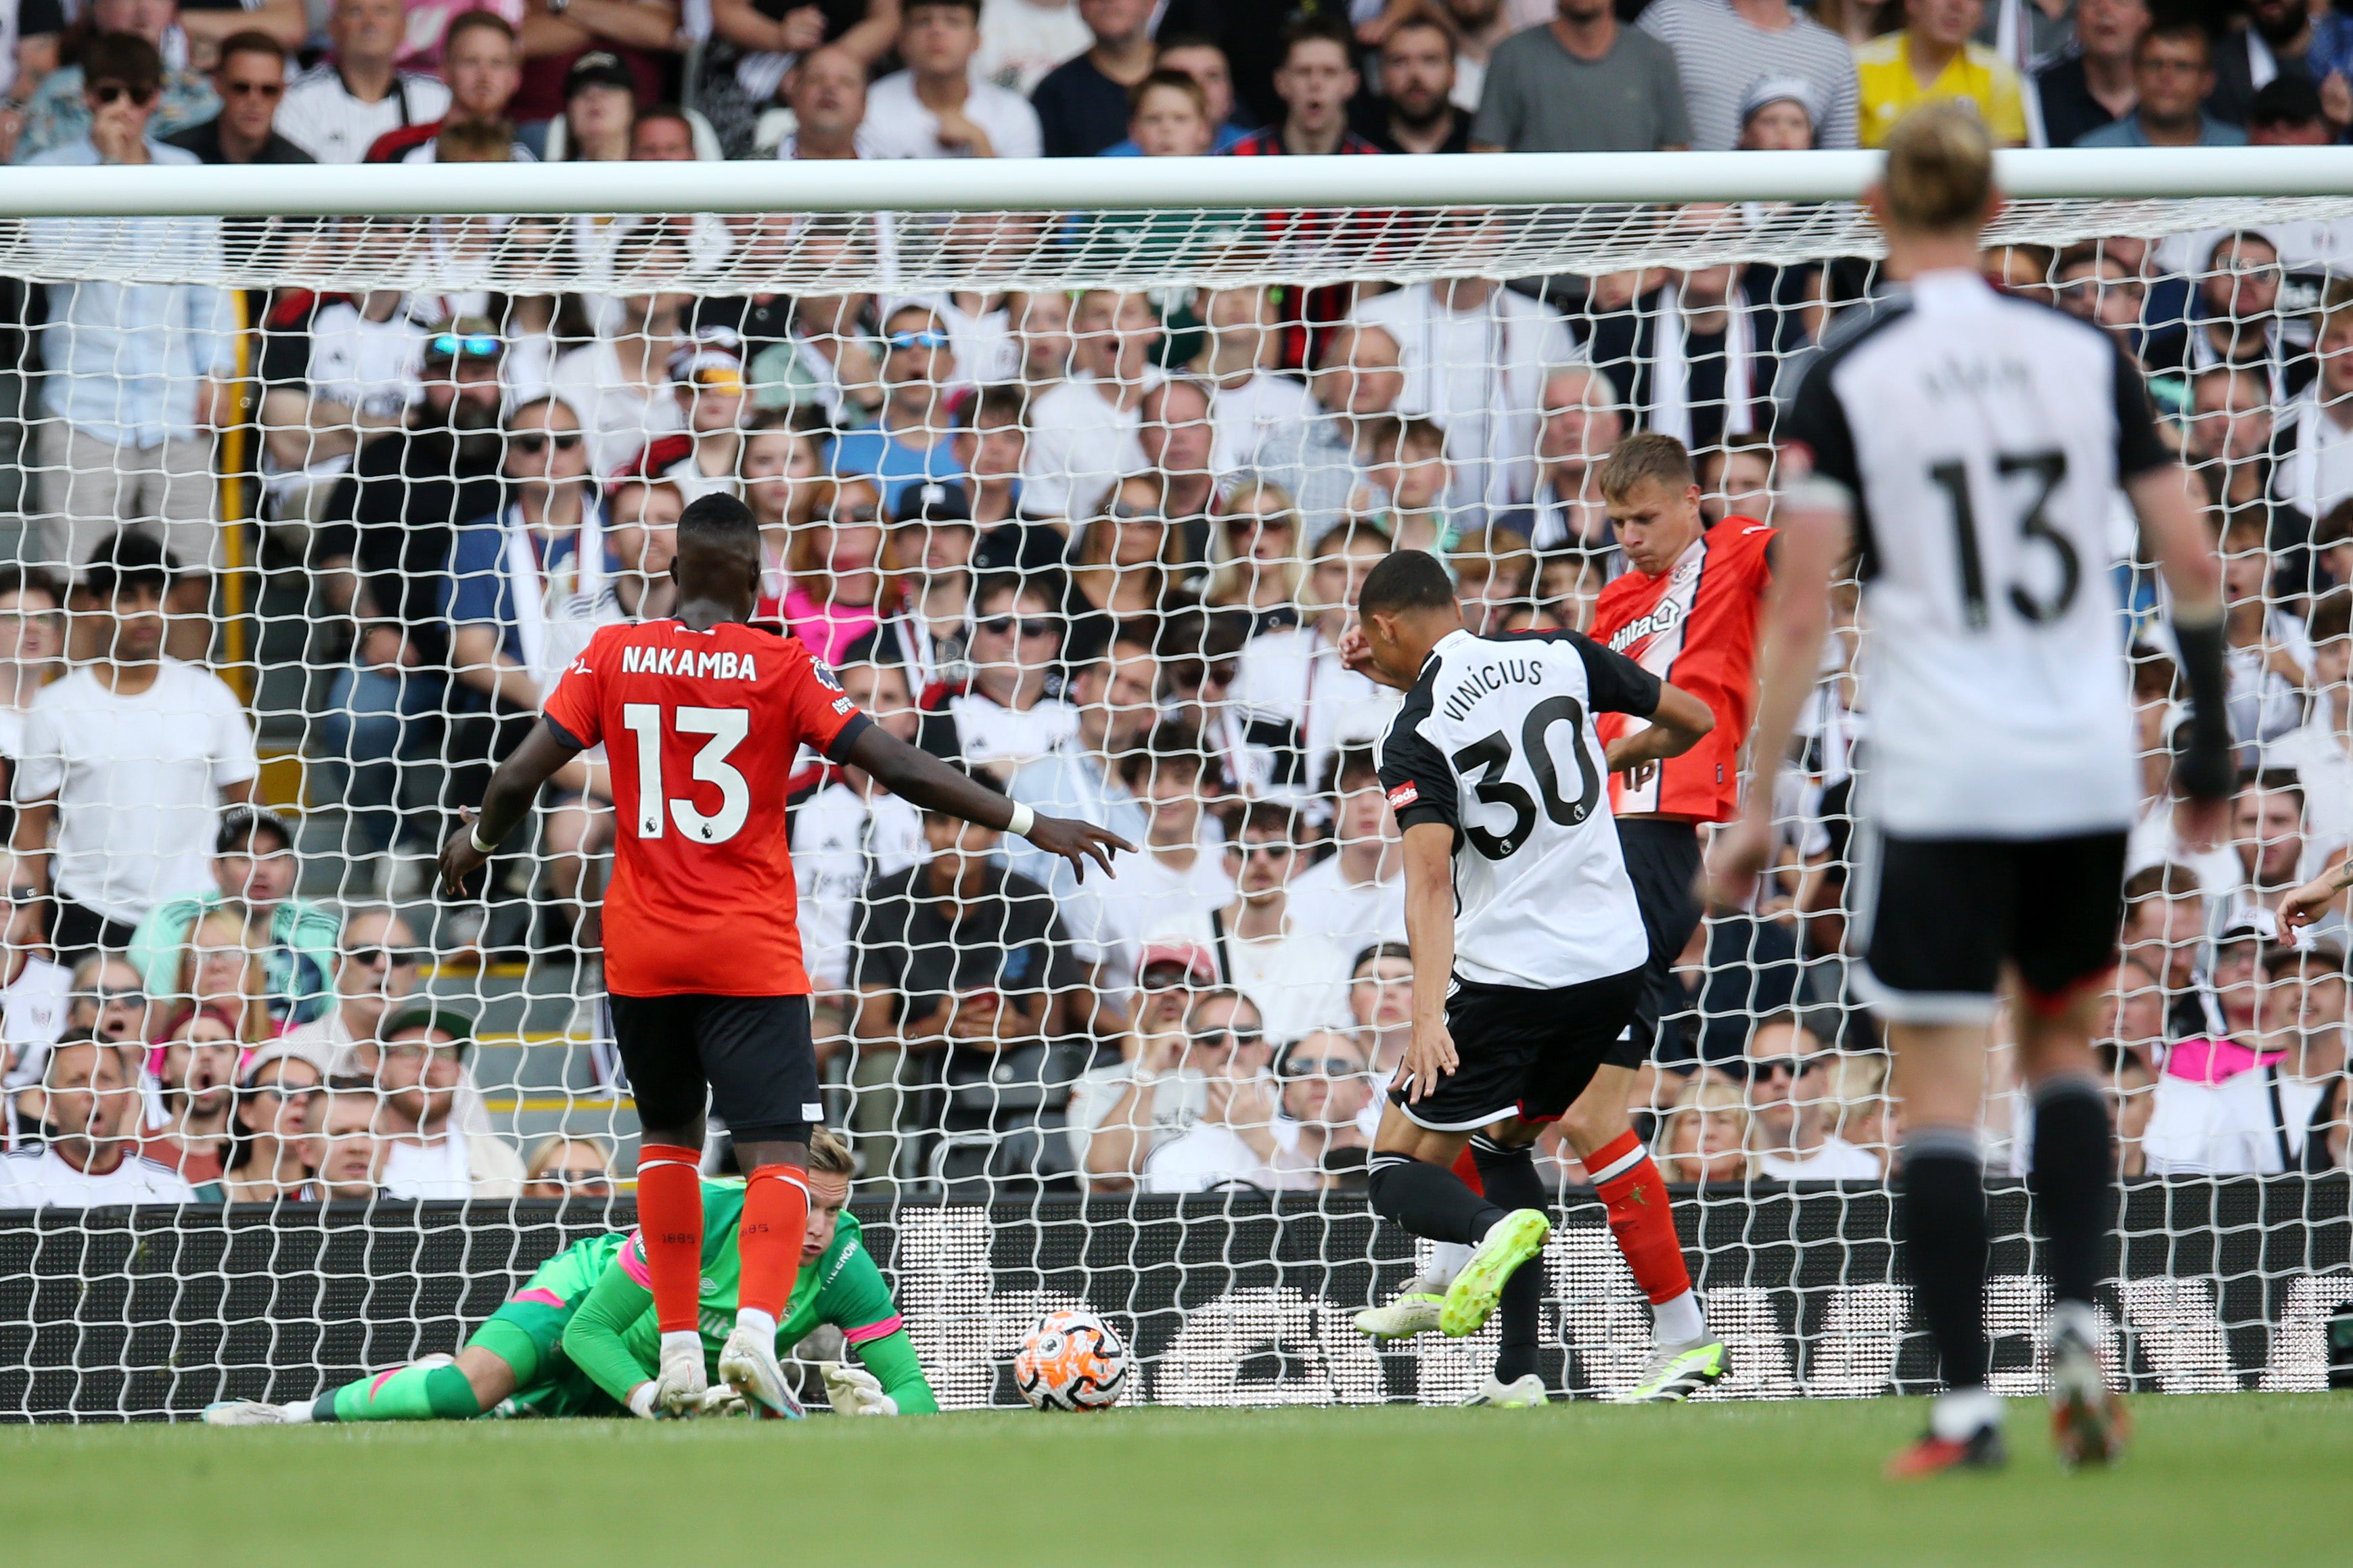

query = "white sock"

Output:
[[734, 1308, 778, 1344], [1425, 1241, 1474, 1290], [1929, 1387, 2003, 1442], [1652, 1289, 1705, 1346], [660, 1329, 704, 1364]]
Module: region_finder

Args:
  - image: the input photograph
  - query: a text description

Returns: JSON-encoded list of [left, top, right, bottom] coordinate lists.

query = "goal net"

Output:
[[0, 156, 2348, 1419]]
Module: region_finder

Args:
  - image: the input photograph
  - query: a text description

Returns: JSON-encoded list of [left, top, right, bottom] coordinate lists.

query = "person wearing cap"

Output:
[[1736, 77, 1820, 150], [2074, 20, 2246, 147], [2143, 911, 2341, 1174], [548, 49, 639, 160], [1637, 0, 1858, 150], [311, 320, 509, 861], [274, 0, 453, 161], [1071, 956, 1230, 1189], [9, 530, 260, 960], [622, 329, 751, 505], [370, 998, 525, 1199], [2030, 0, 2146, 152], [1136, 986, 1292, 1193], [127, 804, 339, 1035], [826, 304, 971, 517], [850, 480, 976, 697]]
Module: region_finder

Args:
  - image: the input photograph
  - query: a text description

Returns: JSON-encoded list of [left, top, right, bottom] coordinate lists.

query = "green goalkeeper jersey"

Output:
[[556, 1178, 934, 1413]]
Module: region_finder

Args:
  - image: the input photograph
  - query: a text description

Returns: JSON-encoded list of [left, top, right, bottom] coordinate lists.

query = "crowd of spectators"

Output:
[[0, 0, 2347, 1206]]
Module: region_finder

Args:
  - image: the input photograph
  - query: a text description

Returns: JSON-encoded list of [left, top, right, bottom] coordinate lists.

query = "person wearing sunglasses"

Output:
[[827, 305, 969, 519], [127, 804, 340, 1038], [1743, 1012, 1882, 1180], [1137, 990, 1293, 1195], [167, 30, 311, 166], [928, 574, 1077, 784], [16, 5, 221, 163], [1266, 1029, 1374, 1189]]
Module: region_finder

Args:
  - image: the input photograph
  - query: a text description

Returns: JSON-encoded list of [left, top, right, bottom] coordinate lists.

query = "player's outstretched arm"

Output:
[[1701, 497, 1848, 910], [2128, 463, 2234, 848], [437, 718, 585, 898], [842, 722, 1135, 880], [1602, 678, 1716, 770]]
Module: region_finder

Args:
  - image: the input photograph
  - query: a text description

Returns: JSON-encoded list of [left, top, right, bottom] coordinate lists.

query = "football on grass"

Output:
[[1014, 1309, 1130, 1412]]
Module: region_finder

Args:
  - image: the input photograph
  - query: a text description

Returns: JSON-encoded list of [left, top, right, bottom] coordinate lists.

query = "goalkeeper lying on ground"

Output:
[[205, 1129, 934, 1423]]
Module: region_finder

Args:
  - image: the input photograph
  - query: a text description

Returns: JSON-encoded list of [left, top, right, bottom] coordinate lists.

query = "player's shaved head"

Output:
[[672, 492, 762, 620], [1356, 547, 1455, 621]]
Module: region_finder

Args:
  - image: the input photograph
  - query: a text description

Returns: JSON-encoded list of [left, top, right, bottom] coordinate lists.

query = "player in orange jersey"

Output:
[[439, 493, 1129, 1419]]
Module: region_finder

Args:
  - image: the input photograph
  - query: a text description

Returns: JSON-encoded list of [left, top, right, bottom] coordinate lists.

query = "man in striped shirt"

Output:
[[1638, 0, 1862, 149]]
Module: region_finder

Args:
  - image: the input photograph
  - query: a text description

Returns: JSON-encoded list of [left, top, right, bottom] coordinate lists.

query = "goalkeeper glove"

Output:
[[821, 1362, 899, 1417]]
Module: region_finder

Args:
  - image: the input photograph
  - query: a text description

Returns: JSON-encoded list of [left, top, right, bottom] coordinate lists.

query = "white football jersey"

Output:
[[1784, 269, 2170, 838], [1375, 628, 1657, 989]]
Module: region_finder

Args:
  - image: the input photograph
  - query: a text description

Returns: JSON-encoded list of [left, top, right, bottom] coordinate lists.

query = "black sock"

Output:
[[1471, 1136, 1548, 1385], [1899, 1128, 1990, 1391], [2031, 1077, 2112, 1310], [1367, 1155, 1507, 1245]]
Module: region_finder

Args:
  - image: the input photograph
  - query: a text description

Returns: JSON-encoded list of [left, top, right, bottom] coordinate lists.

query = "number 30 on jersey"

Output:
[[620, 702, 751, 844]]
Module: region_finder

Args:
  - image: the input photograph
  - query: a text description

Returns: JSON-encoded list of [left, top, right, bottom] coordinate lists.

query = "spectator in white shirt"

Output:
[[1350, 252, 1578, 520], [369, 1000, 524, 1199], [1147, 802, 1354, 1048], [2272, 591, 2352, 862], [2144, 921, 2344, 1174], [1285, 745, 1405, 955], [0, 1031, 196, 1205], [865, 0, 1044, 159], [976, 0, 1091, 95], [0, 566, 64, 798], [11, 532, 259, 959], [1070, 946, 1223, 1188], [1744, 1013, 1885, 1180], [311, 1082, 388, 1197], [1266, 1029, 1374, 1187], [1137, 987, 1289, 1193], [1108, 720, 1235, 933], [2272, 293, 2353, 524], [0, 882, 70, 1090], [921, 574, 1078, 781], [1229, 518, 1399, 804], [275, 0, 453, 162], [1005, 629, 1158, 1019], [1021, 288, 1163, 520], [548, 231, 695, 476], [1184, 283, 1315, 482]]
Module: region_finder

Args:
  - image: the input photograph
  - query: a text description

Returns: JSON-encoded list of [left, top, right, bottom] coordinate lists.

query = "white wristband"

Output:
[[470, 825, 499, 854], [1005, 802, 1035, 839]]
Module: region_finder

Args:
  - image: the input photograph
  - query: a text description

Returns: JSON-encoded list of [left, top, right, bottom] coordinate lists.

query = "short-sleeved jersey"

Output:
[[542, 618, 868, 996], [1590, 517, 1774, 822], [1781, 270, 2168, 838], [612, 1180, 903, 1368], [1376, 628, 1661, 990]]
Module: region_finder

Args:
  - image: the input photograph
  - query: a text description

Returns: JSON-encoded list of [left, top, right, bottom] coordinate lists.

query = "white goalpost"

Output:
[[0, 148, 2346, 1419]]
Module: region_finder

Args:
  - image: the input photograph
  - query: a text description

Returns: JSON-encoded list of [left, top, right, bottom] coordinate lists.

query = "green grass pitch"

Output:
[[7, 1394, 2344, 1566]]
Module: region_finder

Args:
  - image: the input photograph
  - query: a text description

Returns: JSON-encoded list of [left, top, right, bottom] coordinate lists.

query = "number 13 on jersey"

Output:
[[622, 703, 752, 844]]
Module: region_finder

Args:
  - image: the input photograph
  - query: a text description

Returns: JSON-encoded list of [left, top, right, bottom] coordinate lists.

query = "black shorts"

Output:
[[606, 992, 821, 1145], [1854, 829, 2128, 1024], [1389, 965, 1647, 1132], [1614, 818, 1704, 1067]]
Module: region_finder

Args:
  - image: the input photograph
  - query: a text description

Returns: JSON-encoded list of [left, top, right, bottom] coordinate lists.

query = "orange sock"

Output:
[[635, 1144, 706, 1335], [1450, 1143, 1485, 1197], [1588, 1130, 1692, 1306], [737, 1163, 812, 1322]]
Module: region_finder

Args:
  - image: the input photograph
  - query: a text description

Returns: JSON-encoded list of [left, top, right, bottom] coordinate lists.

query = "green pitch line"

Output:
[[6, 1394, 2344, 1567]]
